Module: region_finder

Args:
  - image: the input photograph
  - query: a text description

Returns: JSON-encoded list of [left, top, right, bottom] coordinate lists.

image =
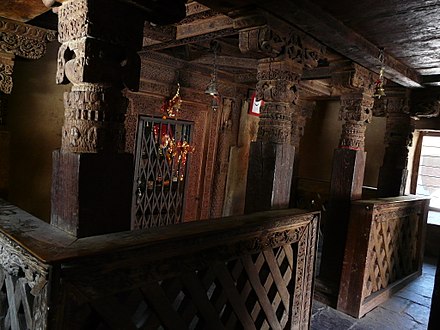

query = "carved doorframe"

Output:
[[125, 92, 215, 222]]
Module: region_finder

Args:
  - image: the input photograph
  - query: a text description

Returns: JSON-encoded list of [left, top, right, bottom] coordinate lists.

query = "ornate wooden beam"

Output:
[[196, 0, 422, 88]]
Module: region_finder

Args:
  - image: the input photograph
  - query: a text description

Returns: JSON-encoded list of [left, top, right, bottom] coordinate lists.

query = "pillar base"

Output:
[[244, 141, 295, 214], [51, 150, 133, 237]]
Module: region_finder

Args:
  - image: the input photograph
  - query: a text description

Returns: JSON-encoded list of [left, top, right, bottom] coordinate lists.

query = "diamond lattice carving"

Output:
[[363, 214, 419, 298], [67, 246, 297, 329], [132, 117, 193, 229]]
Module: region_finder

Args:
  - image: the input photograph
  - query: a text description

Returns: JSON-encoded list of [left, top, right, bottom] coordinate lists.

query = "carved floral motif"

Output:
[[0, 18, 56, 60], [0, 63, 13, 94], [0, 234, 49, 295]]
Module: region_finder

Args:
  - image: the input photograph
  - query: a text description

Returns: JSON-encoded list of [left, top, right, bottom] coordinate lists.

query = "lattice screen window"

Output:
[[132, 117, 193, 229], [416, 135, 440, 211]]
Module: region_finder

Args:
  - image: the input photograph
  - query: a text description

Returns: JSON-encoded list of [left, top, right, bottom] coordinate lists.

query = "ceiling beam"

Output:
[[197, 0, 422, 88], [191, 55, 257, 69]]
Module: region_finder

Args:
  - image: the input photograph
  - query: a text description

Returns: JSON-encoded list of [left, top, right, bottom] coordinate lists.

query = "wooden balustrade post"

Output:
[[236, 20, 323, 213], [319, 61, 375, 298], [376, 88, 413, 197], [50, 0, 146, 237]]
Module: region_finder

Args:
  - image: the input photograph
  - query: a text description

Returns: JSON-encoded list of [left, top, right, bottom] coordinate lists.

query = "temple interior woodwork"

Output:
[[1, 0, 440, 328]]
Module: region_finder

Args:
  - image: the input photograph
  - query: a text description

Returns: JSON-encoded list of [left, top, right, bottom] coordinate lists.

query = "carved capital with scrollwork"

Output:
[[256, 59, 303, 144], [56, 0, 145, 153], [331, 60, 375, 95], [338, 92, 374, 151]]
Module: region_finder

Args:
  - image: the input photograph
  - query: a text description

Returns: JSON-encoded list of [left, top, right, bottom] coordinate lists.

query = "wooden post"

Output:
[[376, 88, 413, 197], [237, 22, 323, 213], [50, 0, 146, 237], [319, 61, 375, 298]]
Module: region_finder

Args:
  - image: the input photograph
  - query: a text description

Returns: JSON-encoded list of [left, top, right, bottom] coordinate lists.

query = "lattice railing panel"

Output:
[[363, 213, 419, 298], [0, 237, 49, 330], [68, 246, 298, 330]]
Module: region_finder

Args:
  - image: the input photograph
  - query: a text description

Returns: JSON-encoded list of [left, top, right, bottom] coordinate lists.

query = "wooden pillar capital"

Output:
[[55, 0, 145, 154], [51, 0, 148, 236]]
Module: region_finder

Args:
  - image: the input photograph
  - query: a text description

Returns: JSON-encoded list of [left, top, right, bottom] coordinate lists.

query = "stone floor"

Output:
[[311, 259, 437, 330]]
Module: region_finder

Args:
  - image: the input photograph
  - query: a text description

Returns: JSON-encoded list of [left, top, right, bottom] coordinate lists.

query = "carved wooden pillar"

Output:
[[0, 55, 13, 199], [238, 22, 322, 213], [376, 88, 413, 197], [50, 0, 146, 237], [210, 98, 235, 218], [319, 61, 375, 294], [244, 57, 300, 213], [0, 19, 55, 199]]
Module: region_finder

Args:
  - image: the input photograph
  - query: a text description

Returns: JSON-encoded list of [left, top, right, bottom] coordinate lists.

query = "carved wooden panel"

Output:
[[0, 227, 50, 330], [338, 196, 429, 318], [363, 211, 419, 298]]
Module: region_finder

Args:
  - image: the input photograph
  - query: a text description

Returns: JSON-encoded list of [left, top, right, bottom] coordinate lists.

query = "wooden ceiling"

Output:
[[2, 0, 440, 88]]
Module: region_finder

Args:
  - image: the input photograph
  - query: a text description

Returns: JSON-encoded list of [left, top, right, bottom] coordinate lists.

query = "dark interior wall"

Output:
[[298, 100, 341, 182], [7, 41, 68, 221], [364, 115, 386, 187], [298, 99, 386, 187]]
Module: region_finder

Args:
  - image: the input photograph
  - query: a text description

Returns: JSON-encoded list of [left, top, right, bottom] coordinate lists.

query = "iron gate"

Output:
[[131, 116, 193, 229]]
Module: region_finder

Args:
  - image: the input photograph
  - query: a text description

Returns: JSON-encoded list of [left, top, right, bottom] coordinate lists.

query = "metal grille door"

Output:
[[132, 117, 193, 229]]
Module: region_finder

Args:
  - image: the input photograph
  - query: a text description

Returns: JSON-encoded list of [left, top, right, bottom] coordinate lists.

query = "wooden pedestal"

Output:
[[51, 150, 133, 237]]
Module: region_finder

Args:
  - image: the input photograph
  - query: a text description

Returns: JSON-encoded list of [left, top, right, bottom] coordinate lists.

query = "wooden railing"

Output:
[[337, 195, 429, 318], [0, 199, 319, 329]]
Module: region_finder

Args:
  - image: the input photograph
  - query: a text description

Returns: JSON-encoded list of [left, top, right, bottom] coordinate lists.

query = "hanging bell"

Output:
[[373, 85, 386, 99], [205, 79, 219, 96]]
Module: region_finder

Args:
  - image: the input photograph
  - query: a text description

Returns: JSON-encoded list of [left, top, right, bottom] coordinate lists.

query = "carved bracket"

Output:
[[240, 25, 323, 68], [331, 60, 375, 94], [373, 87, 409, 117], [338, 92, 374, 151], [0, 18, 56, 60]]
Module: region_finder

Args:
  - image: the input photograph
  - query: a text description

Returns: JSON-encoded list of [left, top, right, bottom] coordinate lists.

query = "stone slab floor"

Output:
[[311, 259, 436, 329]]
